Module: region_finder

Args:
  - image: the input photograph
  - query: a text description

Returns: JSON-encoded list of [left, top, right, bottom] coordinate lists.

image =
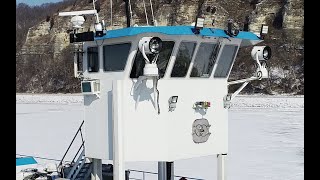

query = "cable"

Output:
[[110, 0, 113, 28], [149, 0, 155, 25], [142, 0, 149, 25], [156, 78, 160, 114], [129, 0, 133, 26]]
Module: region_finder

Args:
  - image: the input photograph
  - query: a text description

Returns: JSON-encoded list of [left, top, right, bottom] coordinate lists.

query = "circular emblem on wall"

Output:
[[192, 118, 211, 144]]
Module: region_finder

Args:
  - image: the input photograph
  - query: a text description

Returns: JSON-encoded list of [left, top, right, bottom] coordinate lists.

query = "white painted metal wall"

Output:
[[121, 79, 228, 161], [82, 33, 260, 162]]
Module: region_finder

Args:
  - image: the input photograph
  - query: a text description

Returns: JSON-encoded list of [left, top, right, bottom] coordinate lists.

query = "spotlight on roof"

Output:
[[259, 24, 269, 39], [251, 46, 272, 61], [138, 37, 163, 55], [193, 16, 205, 34]]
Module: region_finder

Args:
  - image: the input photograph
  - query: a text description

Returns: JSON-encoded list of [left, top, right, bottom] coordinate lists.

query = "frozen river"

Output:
[[16, 94, 304, 180]]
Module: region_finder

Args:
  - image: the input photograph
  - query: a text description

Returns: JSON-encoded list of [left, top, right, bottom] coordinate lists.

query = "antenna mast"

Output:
[[92, 0, 100, 23], [129, 0, 133, 26], [149, 0, 155, 25], [142, 0, 149, 25], [110, 0, 113, 28]]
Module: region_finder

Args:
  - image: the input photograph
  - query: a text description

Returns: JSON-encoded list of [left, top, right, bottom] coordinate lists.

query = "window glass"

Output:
[[87, 47, 99, 72], [214, 45, 238, 78], [130, 41, 175, 78], [171, 42, 197, 77], [103, 43, 131, 71], [190, 43, 218, 78]]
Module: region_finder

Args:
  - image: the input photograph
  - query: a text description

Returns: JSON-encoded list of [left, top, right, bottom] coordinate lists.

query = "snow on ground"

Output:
[[16, 94, 304, 109], [16, 93, 83, 104], [16, 94, 304, 180]]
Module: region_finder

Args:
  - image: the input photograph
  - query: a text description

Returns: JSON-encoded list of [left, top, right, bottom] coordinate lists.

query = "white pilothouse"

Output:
[[16, 1, 272, 180]]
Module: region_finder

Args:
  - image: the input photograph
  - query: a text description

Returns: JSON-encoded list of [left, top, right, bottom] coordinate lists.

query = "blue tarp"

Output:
[[16, 157, 37, 166]]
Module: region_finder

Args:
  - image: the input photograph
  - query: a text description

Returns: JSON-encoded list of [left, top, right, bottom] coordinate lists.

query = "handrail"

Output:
[[66, 149, 85, 179], [71, 142, 85, 164], [59, 120, 85, 167], [128, 169, 205, 180]]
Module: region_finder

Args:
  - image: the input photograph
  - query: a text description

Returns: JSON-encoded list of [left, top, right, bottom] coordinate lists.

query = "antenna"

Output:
[[92, 0, 100, 23], [58, 10, 98, 17], [142, 0, 149, 25], [129, 0, 133, 26], [59, 0, 105, 37], [149, 0, 155, 25], [110, 0, 113, 28], [124, 0, 131, 27]]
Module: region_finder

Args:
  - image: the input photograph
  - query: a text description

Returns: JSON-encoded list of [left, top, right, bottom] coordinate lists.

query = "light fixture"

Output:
[[169, 96, 178, 103], [260, 24, 268, 35], [95, 22, 104, 37], [193, 16, 205, 34], [138, 37, 163, 55], [168, 96, 178, 112], [149, 37, 163, 54], [251, 46, 272, 61], [138, 37, 163, 77]]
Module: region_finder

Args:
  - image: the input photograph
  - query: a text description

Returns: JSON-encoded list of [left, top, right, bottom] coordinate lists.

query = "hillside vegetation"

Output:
[[16, 0, 304, 94]]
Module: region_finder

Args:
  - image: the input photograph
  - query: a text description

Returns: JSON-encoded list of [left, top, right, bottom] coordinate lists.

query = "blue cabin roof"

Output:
[[95, 26, 260, 41]]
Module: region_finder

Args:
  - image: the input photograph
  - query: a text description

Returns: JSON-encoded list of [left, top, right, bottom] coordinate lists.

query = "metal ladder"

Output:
[[58, 120, 90, 180]]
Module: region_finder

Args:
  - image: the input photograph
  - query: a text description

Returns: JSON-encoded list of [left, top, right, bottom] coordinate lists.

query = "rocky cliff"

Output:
[[16, 0, 304, 94]]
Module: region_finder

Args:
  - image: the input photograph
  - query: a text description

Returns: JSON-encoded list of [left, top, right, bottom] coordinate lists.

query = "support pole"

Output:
[[158, 161, 174, 180], [166, 162, 174, 180], [91, 158, 102, 180], [158, 161, 166, 180], [217, 154, 227, 180], [113, 80, 125, 180]]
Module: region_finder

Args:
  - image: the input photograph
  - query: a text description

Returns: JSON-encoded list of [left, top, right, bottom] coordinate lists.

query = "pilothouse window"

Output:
[[190, 43, 218, 78], [87, 47, 99, 72], [130, 41, 175, 78], [214, 45, 238, 78], [171, 42, 197, 77], [103, 43, 131, 71]]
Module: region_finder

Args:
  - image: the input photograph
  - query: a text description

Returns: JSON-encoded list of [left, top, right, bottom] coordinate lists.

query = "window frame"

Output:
[[212, 43, 240, 79], [102, 42, 133, 73], [170, 41, 198, 78], [189, 42, 219, 78]]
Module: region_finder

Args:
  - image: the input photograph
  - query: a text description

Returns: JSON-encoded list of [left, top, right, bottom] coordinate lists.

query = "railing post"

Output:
[[217, 154, 227, 180], [158, 161, 174, 180], [113, 80, 125, 180]]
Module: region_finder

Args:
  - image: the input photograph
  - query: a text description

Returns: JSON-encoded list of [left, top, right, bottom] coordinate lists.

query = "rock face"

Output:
[[17, 0, 304, 94]]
